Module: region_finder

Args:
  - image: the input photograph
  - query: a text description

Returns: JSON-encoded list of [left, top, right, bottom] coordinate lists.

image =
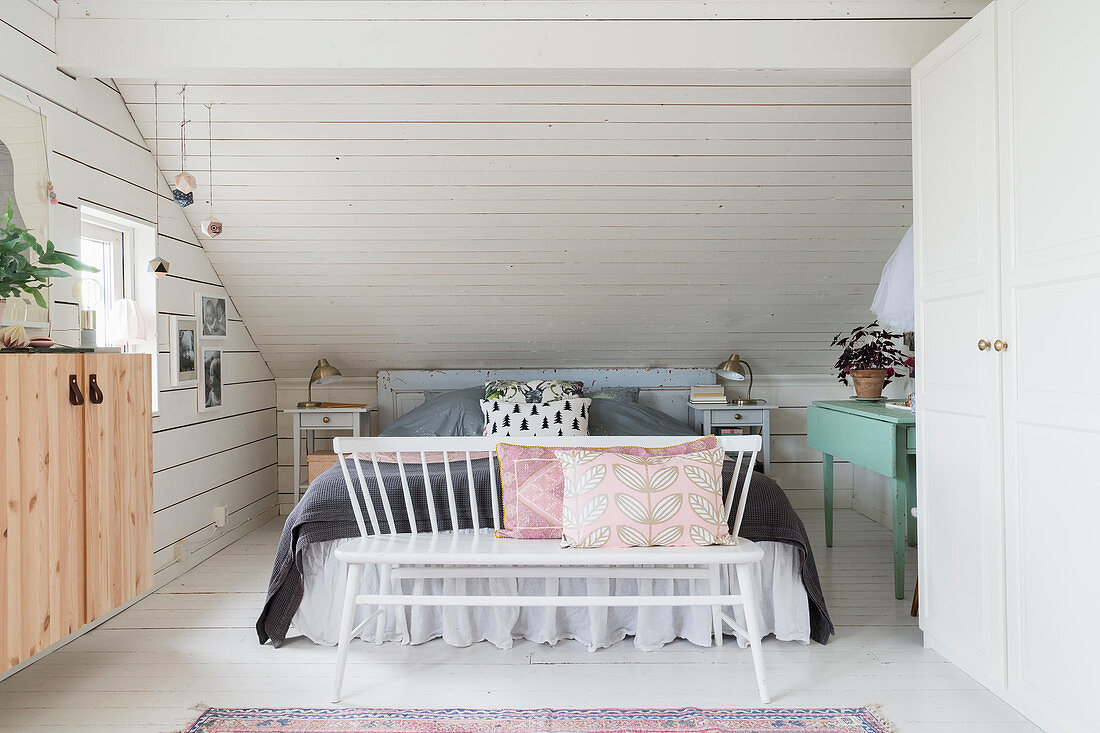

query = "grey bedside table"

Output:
[[284, 406, 377, 504], [687, 402, 778, 474]]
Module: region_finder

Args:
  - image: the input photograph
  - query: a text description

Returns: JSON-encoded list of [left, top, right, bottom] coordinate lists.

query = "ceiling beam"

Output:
[[57, 18, 964, 77], [59, 1, 990, 21]]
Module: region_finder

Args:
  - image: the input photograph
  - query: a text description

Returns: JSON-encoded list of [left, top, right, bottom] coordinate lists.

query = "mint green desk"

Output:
[[806, 400, 916, 599]]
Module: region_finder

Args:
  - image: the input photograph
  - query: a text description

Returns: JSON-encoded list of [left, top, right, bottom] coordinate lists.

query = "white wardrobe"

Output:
[[912, 1, 1099, 731]]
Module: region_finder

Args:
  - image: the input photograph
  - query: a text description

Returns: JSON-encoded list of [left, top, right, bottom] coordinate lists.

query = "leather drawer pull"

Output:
[[88, 374, 104, 405], [69, 375, 84, 406]]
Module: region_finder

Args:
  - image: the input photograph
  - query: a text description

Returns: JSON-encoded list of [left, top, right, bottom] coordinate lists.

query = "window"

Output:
[[79, 220, 130, 348], [79, 207, 159, 412]]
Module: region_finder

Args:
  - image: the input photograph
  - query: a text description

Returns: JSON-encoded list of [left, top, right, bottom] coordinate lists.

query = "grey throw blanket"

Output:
[[257, 458, 834, 646]]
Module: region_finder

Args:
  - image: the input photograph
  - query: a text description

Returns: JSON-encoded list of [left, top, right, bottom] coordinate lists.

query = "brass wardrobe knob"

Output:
[[994, 340, 1008, 352], [978, 339, 991, 351]]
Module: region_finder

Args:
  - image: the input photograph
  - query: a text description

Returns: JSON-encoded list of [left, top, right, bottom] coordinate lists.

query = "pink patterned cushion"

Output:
[[556, 448, 731, 549], [494, 436, 717, 539]]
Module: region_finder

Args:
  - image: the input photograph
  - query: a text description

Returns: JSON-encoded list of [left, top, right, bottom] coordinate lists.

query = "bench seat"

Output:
[[335, 533, 765, 566]]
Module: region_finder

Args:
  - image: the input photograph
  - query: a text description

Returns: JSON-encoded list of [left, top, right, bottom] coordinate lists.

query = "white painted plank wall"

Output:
[[273, 375, 911, 527], [116, 70, 916, 380], [0, 0, 278, 578]]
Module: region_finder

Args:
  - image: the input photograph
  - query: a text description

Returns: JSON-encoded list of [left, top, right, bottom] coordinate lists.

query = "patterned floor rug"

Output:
[[184, 707, 895, 732]]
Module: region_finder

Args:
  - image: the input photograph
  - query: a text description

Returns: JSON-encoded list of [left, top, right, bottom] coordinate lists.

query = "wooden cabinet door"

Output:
[[0, 354, 87, 671], [83, 353, 153, 621], [912, 4, 1007, 688], [997, 1, 1100, 728]]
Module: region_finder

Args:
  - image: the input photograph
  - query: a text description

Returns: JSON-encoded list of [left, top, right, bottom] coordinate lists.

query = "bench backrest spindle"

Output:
[[332, 435, 761, 541]]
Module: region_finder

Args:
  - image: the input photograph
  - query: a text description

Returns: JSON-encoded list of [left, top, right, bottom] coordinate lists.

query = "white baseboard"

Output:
[[852, 496, 891, 529]]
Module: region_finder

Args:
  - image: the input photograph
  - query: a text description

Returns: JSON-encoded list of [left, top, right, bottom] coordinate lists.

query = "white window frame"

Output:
[[80, 217, 132, 347], [79, 205, 159, 413]]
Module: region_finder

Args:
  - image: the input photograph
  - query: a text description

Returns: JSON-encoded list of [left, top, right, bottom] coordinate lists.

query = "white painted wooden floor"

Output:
[[0, 509, 1041, 732]]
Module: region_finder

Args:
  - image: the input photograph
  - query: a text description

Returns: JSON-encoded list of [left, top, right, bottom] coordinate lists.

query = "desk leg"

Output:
[[293, 413, 302, 506], [906, 453, 917, 548], [761, 410, 771, 475], [893, 474, 906, 600], [702, 411, 712, 436], [823, 453, 834, 548]]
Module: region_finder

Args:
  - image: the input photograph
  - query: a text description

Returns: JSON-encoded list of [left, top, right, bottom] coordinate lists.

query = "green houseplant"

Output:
[[831, 321, 910, 399], [0, 202, 95, 324]]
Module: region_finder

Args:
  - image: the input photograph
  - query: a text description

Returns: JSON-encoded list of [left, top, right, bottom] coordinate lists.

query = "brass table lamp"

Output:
[[716, 353, 759, 405], [298, 358, 342, 408]]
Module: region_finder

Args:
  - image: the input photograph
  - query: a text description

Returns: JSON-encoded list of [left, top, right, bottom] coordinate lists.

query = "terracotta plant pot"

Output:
[[850, 368, 889, 399]]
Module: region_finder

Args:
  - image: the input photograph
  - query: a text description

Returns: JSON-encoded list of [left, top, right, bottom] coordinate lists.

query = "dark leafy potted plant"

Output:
[[0, 202, 95, 324], [831, 321, 911, 399]]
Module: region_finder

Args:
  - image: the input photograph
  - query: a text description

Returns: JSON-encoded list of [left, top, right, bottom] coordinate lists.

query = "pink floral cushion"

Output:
[[494, 436, 716, 540], [556, 447, 732, 549]]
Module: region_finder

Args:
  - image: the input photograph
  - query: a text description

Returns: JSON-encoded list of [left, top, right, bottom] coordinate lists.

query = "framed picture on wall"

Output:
[[198, 347, 223, 412], [196, 292, 227, 338], [170, 315, 198, 387]]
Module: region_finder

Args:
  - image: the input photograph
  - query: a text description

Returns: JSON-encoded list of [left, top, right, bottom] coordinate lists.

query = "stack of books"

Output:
[[689, 384, 728, 404]]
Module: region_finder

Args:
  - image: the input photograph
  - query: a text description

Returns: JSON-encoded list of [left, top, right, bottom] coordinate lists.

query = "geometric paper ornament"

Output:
[[147, 257, 170, 279], [201, 219, 223, 238], [174, 171, 197, 193], [172, 188, 194, 207]]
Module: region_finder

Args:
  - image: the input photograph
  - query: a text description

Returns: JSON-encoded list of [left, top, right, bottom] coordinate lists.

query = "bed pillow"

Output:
[[495, 435, 716, 539], [484, 379, 584, 404], [587, 397, 696, 436], [583, 386, 641, 403], [556, 447, 732, 549], [379, 386, 485, 437], [481, 397, 590, 437]]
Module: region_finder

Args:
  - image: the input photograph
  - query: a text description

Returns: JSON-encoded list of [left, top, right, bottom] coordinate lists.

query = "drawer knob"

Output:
[[322, 416, 330, 423], [734, 413, 743, 420]]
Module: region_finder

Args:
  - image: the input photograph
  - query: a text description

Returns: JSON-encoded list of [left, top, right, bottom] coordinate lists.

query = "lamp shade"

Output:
[[299, 358, 342, 408], [871, 225, 914, 331], [310, 358, 342, 386], [716, 354, 748, 381], [108, 298, 148, 346]]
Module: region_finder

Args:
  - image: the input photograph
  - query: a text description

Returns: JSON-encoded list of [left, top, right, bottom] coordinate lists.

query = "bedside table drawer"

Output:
[[709, 410, 764, 427], [301, 412, 355, 429]]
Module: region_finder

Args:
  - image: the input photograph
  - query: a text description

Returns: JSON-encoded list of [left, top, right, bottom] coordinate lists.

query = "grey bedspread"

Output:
[[257, 458, 834, 646]]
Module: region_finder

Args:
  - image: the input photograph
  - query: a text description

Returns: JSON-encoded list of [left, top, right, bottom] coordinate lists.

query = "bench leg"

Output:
[[332, 563, 363, 703], [708, 564, 724, 647], [735, 563, 770, 704], [376, 563, 391, 644]]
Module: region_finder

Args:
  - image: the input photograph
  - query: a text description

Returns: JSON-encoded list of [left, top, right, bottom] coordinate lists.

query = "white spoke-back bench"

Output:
[[329, 435, 769, 703]]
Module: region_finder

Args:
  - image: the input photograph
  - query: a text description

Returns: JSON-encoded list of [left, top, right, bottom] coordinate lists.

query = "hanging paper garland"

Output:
[[38, 107, 58, 205], [151, 82, 170, 278], [201, 103, 222, 238], [171, 85, 195, 207]]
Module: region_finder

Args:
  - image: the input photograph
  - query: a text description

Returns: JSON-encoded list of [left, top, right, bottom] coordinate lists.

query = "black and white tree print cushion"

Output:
[[480, 397, 592, 437]]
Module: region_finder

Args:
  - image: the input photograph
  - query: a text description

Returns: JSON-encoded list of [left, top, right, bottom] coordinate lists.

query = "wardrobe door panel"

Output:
[[84, 354, 153, 621], [998, 0, 1100, 728], [0, 355, 86, 671], [912, 3, 1006, 687]]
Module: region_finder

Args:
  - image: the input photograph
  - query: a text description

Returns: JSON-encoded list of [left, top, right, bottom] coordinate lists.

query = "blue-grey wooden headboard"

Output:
[[376, 368, 716, 429]]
